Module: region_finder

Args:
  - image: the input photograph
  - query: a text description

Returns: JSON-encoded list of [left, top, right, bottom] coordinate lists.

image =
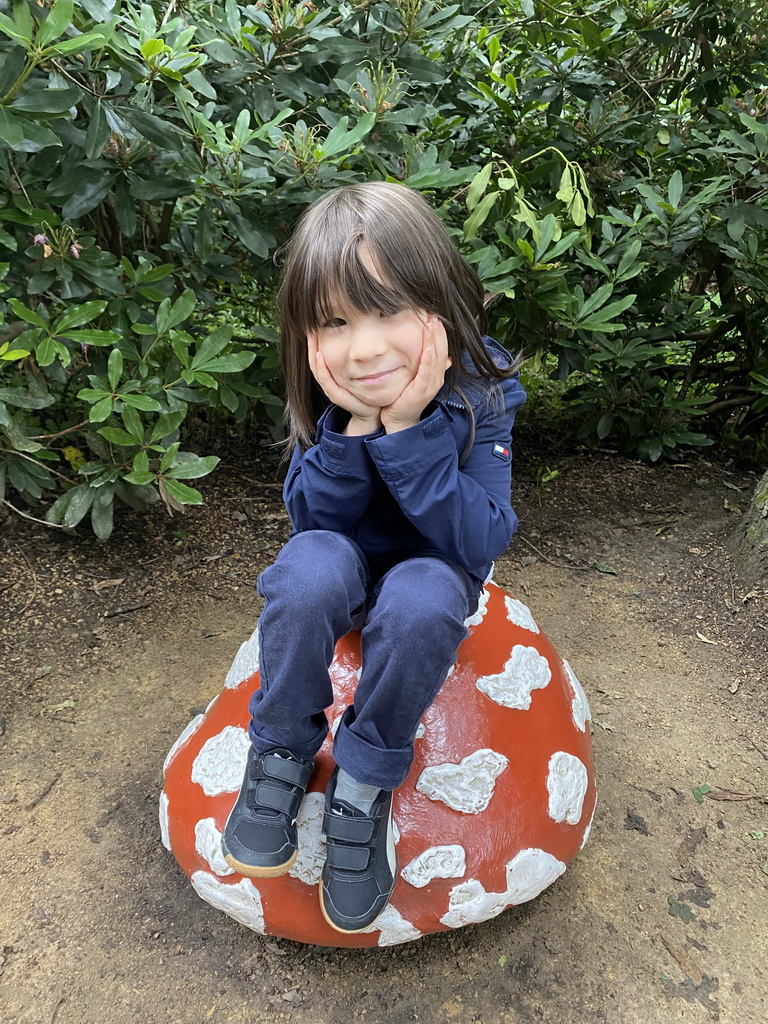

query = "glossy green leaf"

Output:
[[162, 477, 203, 505], [0, 109, 24, 147], [36, 0, 74, 47], [119, 393, 161, 412], [8, 299, 47, 328], [91, 486, 114, 539], [107, 348, 123, 390], [62, 484, 94, 527], [668, 170, 683, 210], [166, 455, 220, 479], [55, 301, 107, 333], [464, 191, 499, 240], [45, 29, 112, 54], [98, 426, 137, 446]]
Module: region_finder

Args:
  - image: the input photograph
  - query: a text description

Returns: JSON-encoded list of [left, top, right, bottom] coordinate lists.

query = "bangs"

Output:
[[297, 237, 419, 331]]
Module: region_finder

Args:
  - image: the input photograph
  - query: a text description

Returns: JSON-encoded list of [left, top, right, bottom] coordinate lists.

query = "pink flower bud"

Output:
[[33, 233, 48, 245]]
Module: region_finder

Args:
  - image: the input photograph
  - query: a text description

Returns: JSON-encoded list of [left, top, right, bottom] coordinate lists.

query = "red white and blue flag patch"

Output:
[[492, 442, 510, 461]]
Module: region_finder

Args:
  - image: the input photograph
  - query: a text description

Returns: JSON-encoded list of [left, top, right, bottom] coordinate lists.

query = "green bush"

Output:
[[1, 0, 767, 536]]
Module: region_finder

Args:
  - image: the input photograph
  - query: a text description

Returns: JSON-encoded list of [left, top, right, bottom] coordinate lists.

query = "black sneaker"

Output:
[[319, 769, 397, 933], [222, 746, 314, 878]]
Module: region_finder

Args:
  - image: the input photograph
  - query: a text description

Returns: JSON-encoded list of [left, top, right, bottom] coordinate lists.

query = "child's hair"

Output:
[[277, 181, 520, 450]]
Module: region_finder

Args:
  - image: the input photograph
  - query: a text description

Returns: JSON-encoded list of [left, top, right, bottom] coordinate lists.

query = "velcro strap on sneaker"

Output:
[[323, 812, 375, 844], [254, 780, 301, 816], [325, 842, 370, 871], [263, 755, 312, 789]]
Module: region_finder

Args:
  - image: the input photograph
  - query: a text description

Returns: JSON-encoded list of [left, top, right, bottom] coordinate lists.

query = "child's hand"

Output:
[[308, 331, 382, 435], [380, 316, 452, 434]]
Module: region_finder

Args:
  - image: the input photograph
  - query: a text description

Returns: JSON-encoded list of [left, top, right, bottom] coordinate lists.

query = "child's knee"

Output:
[[259, 530, 366, 608], [373, 558, 469, 635]]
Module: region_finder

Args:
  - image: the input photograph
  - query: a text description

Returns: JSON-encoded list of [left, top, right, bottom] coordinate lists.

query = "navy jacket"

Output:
[[283, 336, 526, 583]]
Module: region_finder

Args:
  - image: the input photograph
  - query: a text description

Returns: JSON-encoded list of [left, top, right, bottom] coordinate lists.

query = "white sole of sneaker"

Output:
[[223, 848, 298, 879]]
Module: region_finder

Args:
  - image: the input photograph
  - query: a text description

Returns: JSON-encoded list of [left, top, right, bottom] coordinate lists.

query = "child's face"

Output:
[[314, 246, 427, 410], [315, 304, 427, 410]]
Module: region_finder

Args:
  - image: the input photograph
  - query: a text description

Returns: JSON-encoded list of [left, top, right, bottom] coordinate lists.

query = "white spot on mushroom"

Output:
[[475, 645, 552, 710], [401, 845, 467, 888], [440, 878, 504, 928], [547, 751, 589, 825], [330, 712, 344, 738], [362, 904, 422, 946], [504, 596, 540, 634], [440, 848, 566, 928], [163, 714, 204, 775], [224, 624, 260, 689], [288, 792, 326, 885], [563, 660, 591, 732], [464, 587, 490, 628], [392, 820, 401, 845], [191, 872, 265, 933], [195, 818, 234, 876], [191, 726, 251, 796], [504, 847, 567, 904], [159, 791, 171, 851], [415, 723, 426, 739], [580, 798, 597, 850], [416, 749, 508, 814]]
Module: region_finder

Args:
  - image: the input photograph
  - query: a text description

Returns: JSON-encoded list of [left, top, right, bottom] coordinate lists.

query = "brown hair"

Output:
[[277, 181, 520, 450]]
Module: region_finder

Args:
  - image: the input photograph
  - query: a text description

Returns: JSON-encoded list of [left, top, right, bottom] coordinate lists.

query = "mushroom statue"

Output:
[[160, 581, 596, 947]]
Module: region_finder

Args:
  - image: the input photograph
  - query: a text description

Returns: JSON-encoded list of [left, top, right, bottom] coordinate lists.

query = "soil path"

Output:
[[1, 453, 766, 1024]]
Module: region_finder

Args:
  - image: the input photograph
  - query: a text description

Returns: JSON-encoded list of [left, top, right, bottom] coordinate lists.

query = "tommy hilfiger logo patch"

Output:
[[492, 441, 510, 460]]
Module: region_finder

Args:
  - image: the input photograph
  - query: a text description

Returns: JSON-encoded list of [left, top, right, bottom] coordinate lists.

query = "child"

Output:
[[222, 181, 526, 934]]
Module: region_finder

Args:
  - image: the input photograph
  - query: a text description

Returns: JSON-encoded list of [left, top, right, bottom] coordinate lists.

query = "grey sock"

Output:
[[333, 768, 381, 814]]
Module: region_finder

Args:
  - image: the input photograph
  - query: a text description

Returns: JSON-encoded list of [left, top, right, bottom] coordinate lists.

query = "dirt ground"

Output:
[[1, 445, 766, 1024]]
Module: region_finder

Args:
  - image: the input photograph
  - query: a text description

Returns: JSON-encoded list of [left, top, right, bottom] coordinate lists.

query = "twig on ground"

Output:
[[25, 771, 62, 811], [241, 477, 284, 489], [744, 734, 768, 763], [103, 602, 151, 618], [516, 534, 592, 571]]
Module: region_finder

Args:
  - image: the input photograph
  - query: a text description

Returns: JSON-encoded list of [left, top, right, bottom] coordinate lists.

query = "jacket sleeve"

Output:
[[283, 405, 383, 533], [364, 375, 526, 573]]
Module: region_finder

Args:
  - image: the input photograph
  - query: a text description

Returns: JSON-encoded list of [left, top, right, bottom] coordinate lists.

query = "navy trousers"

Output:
[[248, 530, 482, 791]]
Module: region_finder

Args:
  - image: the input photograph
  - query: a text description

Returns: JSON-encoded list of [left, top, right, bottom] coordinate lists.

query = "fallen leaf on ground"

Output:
[[705, 788, 761, 802], [677, 827, 706, 867], [93, 578, 125, 592], [594, 561, 617, 574], [677, 886, 714, 909], [39, 700, 75, 717], [593, 719, 614, 731], [667, 897, 697, 923], [625, 808, 650, 835], [693, 785, 712, 803], [660, 934, 703, 988]]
